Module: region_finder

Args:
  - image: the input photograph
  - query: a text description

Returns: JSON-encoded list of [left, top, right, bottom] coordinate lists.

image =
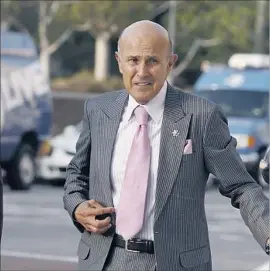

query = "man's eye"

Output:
[[148, 58, 158, 64], [128, 59, 137, 63]]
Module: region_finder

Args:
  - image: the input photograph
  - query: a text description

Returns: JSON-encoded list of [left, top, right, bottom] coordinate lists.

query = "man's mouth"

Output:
[[134, 82, 152, 86]]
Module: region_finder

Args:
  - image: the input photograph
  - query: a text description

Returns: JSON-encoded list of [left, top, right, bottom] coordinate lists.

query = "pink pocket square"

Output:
[[183, 139, 193, 154]]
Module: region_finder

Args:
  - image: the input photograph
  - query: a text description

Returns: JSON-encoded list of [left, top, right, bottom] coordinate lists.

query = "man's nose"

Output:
[[136, 62, 148, 77]]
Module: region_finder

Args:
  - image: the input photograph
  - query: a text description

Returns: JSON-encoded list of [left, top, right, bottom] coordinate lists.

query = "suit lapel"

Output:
[[154, 86, 192, 222], [97, 91, 128, 207]]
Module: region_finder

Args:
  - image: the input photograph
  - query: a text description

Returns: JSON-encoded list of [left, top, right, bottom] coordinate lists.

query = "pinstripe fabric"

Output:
[[103, 246, 156, 271], [64, 84, 269, 271]]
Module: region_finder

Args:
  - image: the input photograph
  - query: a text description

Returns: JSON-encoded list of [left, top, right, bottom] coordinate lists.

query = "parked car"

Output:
[[194, 53, 269, 187], [0, 28, 53, 190], [36, 122, 81, 184]]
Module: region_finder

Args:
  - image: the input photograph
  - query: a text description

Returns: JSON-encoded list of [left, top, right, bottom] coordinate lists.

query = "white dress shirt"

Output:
[[111, 81, 167, 241]]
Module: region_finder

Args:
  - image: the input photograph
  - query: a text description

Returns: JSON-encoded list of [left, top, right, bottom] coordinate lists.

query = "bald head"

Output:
[[117, 20, 172, 55], [115, 20, 178, 104]]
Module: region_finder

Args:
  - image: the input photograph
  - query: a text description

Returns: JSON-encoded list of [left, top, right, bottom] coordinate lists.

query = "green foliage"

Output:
[[56, 0, 156, 37], [2, 0, 268, 77], [1, 0, 26, 26], [172, 0, 260, 64], [1, 1, 20, 19]]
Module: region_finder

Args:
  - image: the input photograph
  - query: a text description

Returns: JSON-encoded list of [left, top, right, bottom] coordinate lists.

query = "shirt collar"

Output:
[[125, 80, 168, 124]]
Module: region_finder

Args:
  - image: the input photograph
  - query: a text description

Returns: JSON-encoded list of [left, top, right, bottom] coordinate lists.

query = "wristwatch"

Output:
[[265, 238, 270, 255]]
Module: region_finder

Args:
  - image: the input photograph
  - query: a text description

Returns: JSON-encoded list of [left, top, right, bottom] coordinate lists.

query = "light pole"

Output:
[[167, 0, 177, 85], [253, 0, 267, 53], [168, 0, 177, 52]]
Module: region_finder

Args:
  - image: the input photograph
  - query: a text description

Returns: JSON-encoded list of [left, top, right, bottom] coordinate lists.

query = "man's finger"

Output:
[[92, 216, 111, 228], [86, 223, 112, 234], [88, 200, 115, 212], [82, 206, 115, 217], [84, 215, 111, 228], [87, 200, 104, 208]]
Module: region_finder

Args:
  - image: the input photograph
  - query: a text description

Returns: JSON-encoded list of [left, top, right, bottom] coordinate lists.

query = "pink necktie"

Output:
[[116, 106, 151, 240]]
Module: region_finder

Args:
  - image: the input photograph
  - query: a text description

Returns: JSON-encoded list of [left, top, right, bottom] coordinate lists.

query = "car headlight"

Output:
[[232, 134, 256, 149], [37, 140, 53, 156]]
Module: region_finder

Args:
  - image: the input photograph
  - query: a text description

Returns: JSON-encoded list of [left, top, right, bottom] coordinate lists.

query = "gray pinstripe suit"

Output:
[[64, 84, 269, 271]]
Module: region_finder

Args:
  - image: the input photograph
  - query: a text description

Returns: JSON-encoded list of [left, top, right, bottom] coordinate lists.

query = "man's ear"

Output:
[[115, 52, 123, 74], [168, 54, 178, 71]]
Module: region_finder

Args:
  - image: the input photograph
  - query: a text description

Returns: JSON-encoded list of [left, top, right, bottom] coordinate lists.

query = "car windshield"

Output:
[[196, 90, 269, 118], [1, 55, 38, 70]]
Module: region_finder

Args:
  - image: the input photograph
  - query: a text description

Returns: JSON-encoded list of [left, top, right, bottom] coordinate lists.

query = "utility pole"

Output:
[[167, 0, 177, 85], [253, 0, 267, 53], [168, 0, 177, 52]]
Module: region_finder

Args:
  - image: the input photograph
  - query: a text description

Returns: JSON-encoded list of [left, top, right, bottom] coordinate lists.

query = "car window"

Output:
[[1, 55, 38, 68], [1, 30, 37, 56], [196, 90, 269, 118]]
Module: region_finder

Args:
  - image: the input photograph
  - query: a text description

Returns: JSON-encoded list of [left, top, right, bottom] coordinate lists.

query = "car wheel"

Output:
[[6, 144, 36, 190]]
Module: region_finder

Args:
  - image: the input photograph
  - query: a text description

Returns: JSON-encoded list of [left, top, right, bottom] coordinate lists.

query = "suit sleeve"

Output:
[[63, 99, 91, 232], [203, 105, 269, 252]]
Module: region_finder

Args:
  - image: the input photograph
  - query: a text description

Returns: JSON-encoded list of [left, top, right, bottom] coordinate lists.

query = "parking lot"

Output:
[[1, 183, 269, 271]]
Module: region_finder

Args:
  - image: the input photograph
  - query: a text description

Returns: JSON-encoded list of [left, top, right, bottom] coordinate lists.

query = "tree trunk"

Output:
[[38, 1, 50, 81], [40, 51, 50, 82], [94, 32, 110, 82]]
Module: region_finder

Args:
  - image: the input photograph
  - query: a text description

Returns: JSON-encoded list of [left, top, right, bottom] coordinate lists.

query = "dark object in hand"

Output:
[[96, 213, 111, 220]]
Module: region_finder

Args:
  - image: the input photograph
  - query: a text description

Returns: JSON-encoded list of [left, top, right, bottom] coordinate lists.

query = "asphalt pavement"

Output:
[[1, 184, 269, 271]]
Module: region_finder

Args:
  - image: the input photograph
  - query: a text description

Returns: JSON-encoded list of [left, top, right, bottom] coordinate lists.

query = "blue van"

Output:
[[194, 54, 269, 186], [0, 29, 53, 190]]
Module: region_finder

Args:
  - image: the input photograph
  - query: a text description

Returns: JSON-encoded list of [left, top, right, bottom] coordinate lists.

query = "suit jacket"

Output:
[[64, 84, 269, 271]]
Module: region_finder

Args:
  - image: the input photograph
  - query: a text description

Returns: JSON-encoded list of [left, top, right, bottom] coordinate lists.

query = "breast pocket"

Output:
[[179, 245, 211, 268]]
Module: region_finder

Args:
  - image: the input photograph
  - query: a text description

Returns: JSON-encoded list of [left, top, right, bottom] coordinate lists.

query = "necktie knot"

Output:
[[134, 106, 148, 126]]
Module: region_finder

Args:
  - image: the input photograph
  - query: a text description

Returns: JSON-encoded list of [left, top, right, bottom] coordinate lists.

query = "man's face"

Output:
[[115, 35, 177, 104]]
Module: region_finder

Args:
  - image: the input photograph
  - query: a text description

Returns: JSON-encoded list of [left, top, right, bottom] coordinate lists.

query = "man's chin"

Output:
[[129, 87, 155, 104], [133, 94, 152, 104], [133, 84, 153, 91]]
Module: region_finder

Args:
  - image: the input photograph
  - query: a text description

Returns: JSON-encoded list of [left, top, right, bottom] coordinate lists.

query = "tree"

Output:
[[171, 1, 258, 77], [1, 0, 74, 81], [38, 1, 74, 81], [1, 1, 29, 31], [127, 1, 261, 85], [56, 0, 157, 81], [253, 0, 269, 53]]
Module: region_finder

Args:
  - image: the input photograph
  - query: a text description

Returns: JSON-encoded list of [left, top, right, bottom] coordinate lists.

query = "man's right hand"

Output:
[[74, 200, 115, 234]]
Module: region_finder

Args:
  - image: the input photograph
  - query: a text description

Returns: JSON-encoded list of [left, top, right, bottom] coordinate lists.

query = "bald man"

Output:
[[64, 20, 269, 270]]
